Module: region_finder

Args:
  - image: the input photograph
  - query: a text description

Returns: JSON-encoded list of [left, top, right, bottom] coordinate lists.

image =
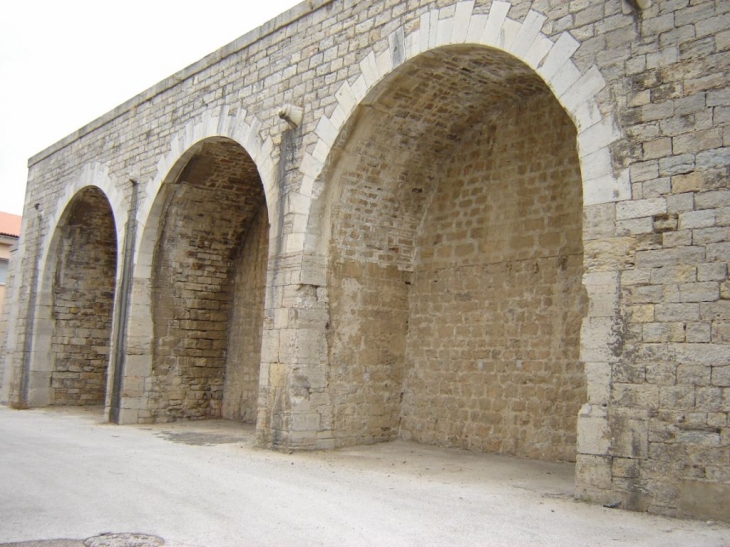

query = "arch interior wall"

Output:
[[50, 189, 118, 406], [150, 139, 269, 423], [325, 46, 586, 462]]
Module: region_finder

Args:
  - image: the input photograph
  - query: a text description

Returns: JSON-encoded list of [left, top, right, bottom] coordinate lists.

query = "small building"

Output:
[[0, 212, 21, 314]]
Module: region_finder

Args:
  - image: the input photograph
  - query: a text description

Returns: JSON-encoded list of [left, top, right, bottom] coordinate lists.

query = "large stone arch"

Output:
[[118, 109, 276, 424], [301, 1, 627, 213], [292, 1, 626, 471], [26, 165, 122, 408]]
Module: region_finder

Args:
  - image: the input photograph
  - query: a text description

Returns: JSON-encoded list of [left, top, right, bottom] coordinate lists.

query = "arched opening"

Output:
[[48, 187, 118, 406], [149, 137, 269, 423], [324, 45, 587, 462]]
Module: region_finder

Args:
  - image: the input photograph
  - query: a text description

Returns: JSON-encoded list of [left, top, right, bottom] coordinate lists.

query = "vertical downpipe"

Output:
[[110, 179, 139, 423]]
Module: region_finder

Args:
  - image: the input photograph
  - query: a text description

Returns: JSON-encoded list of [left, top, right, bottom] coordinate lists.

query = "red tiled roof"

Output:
[[0, 211, 22, 238]]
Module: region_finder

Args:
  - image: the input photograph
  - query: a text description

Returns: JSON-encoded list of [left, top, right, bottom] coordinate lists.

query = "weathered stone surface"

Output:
[[0, 0, 728, 523]]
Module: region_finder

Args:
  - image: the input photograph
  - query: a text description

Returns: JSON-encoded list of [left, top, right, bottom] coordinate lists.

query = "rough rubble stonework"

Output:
[[0, 0, 728, 521]]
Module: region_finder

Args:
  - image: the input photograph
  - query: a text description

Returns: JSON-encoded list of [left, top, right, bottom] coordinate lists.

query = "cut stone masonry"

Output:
[[1, 0, 728, 522]]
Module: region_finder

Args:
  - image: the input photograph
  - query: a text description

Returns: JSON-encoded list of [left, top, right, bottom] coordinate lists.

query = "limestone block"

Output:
[[617, 197, 667, 220], [617, 217, 653, 235], [612, 384, 660, 409], [117, 408, 139, 424], [650, 264, 697, 285], [261, 329, 280, 363], [627, 304, 655, 323], [582, 148, 613, 182], [584, 237, 635, 271], [630, 160, 659, 183], [498, 19, 521, 52], [712, 366, 730, 387], [581, 316, 622, 362], [577, 115, 620, 158], [613, 457, 641, 478], [480, 1, 510, 47], [583, 203, 616, 240], [299, 152, 324, 181], [388, 26, 406, 67], [655, 303, 700, 322], [375, 51, 393, 84], [284, 233, 306, 254], [419, 11, 438, 52], [575, 454, 613, 489], [291, 411, 322, 432], [577, 404, 611, 455], [508, 10, 546, 59], [334, 81, 357, 116], [583, 171, 631, 206], [124, 355, 152, 378], [636, 247, 706, 269], [672, 343, 730, 366], [292, 364, 327, 390], [350, 75, 368, 105], [436, 14, 454, 47], [585, 362, 611, 405], [611, 409, 648, 459], [585, 268, 618, 292], [121, 376, 145, 398], [465, 13, 488, 44], [314, 116, 338, 148], [523, 34, 553, 71], [695, 387, 723, 412]]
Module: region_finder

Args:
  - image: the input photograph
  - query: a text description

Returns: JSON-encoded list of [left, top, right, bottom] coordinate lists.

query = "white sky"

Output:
[[0, 0, 303, 216]]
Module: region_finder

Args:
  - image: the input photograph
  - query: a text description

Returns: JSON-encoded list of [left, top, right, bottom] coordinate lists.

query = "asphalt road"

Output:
[[0, 406, 728, 547]]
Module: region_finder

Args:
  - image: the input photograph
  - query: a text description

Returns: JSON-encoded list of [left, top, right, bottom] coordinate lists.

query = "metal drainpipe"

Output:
[[110, 178, 139, 423], [18, 203, 44, 408]]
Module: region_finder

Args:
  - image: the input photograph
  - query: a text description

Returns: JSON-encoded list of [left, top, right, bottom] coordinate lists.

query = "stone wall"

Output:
[[50, 188, 116, 406], [0, 0, 727, 521], [401, 92, 585, 462], [223, 206, 269, 423], [326, 55, 585, 461], [150, 139, 267, 421]]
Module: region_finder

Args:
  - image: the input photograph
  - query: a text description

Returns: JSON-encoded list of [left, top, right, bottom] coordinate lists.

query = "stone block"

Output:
[[686, 322, 711, 343], [650, 264, 696, 284], [660, 385, 695, 410], [676, 364, 711, 386], [678, 282, 720, 303], [712, 366, 730, 387], [700, 301, 730, 321], [613, 384, 660, 409], [636, 247, 705, 269], [655, 303, 699, 322], [611, 410, 648, 459], [575, 454, 613, 490], [645, 363, 676, 386], [698, 263, 727, 282], [578, 404, 610, 455], [584, 237, 636, 271]]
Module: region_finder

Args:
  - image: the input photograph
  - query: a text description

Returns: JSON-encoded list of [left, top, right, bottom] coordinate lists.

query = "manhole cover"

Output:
[[84, 534, 164, 547]]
